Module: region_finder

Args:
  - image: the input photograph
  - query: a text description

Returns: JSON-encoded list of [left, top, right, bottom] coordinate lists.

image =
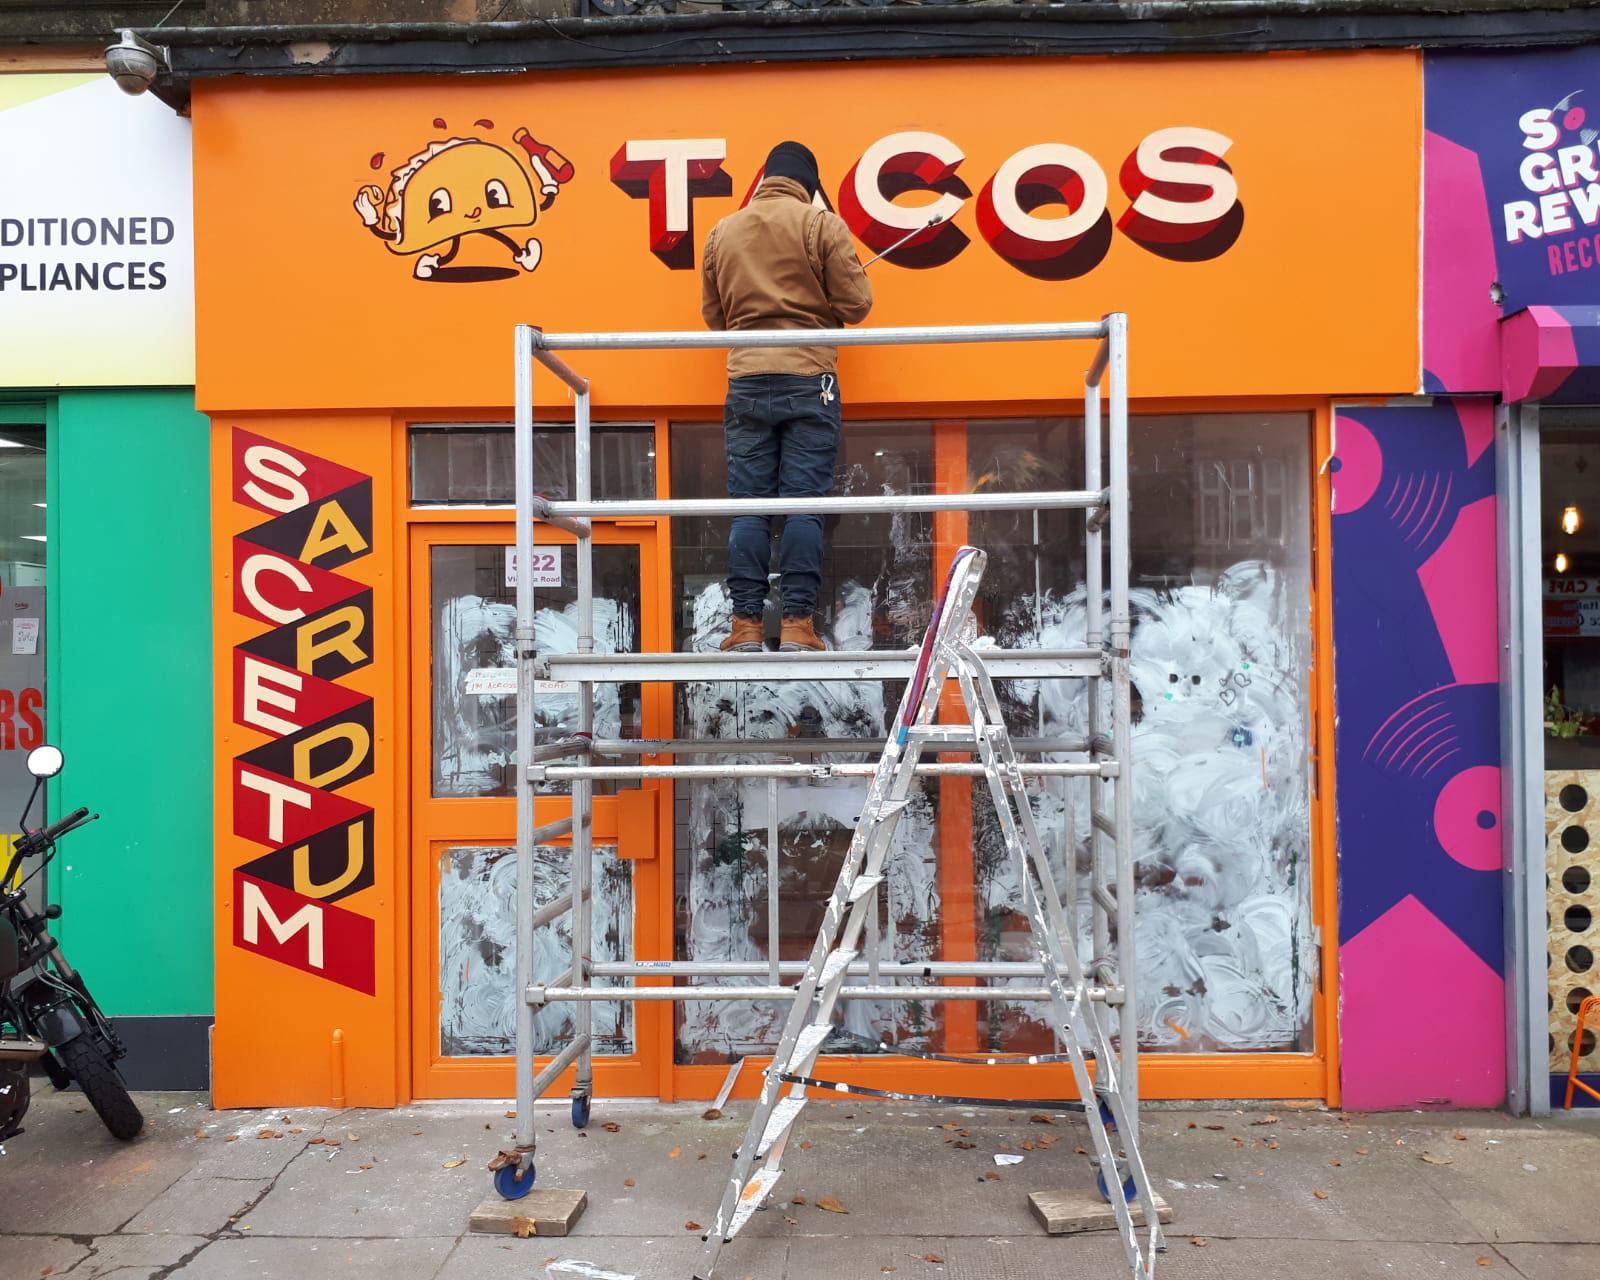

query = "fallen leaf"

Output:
[[702, 1108, 722, 1121], [505, 1110, 516, 1118], [1073, 1146, 1089, 1155], [224, 1135, 239, 1143], [347, 1133, 360, 1141], [957, 1130, 970, 1138], [325, 1139, 342, 1147], [1029, 1114, 1056, 1125], [953, 1140, 976, 1150], [1186, 1121, 1198, 1129], [799, 1140, 813, 1150], [784, 1216, 798, 1227], [1420, 1153, 1454, 1166], [817, 1196, 849, 1214], [442, 1156, 466, 1169], [1476, 1258, 1493, 1268], [412, 1131, 423, 1136], [1267, 1140, 1280, 1150], [924, 1253, 945, 1263], [256, 1129, 279, 1140], [1313, 1190, 1328, 1200], [308, 1137, 325, 1145], [1250, 1115, 1281, 1126], [1329, 1158, 1342, 1167], [1355, 1147, 1369, 1156], [1021, 1139, 1035, 1151], [603, 1122, 621, 1133], [668, 1145, 682, 1159], [984, 1170, 1001, 1181], [1455, 1131, 1469, 1142], [1255, 1169, 1265, 1176], [624, 1178, 635, 1187], [512, 1216, 536, 1239], [792, 1195, 807, 1206], [685, 1220, 703, 1232], [193, 1129, 208, 1139], [698, 1153, 707, 1161], [1036, 1136, 1058, 1149], [1191, 1237, 1209, 1248], [1203, 1124, 1226, 1131], [941, 1122, 961, 1131], [359, 1163, 374, 1171], [1395, 1139, 1406, 1147], [289, 1127, 304, 1135]]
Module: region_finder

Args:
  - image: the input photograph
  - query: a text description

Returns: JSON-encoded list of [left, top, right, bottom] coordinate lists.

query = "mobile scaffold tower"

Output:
[[492, 316, 1155, 1278]]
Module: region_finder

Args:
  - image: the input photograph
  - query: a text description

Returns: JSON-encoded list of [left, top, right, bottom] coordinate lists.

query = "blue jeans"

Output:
[[723, 373, 841, 619]]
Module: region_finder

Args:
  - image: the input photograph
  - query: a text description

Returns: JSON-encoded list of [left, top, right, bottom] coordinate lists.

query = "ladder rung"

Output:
[[848, 873, 884, 905], [792, 1023, 833, 1066], [756, 1093, 810, 1158], [726, 1166, 784, 1239], [1092, 810, 1117, 837], [818, 950, 858, 988]]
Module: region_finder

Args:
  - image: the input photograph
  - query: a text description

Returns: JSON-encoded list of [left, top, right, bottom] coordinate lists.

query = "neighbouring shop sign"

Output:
[[1428, 48, 1600, 315], [0, 75, 193, 387], [1546, 576, 1600, 636]]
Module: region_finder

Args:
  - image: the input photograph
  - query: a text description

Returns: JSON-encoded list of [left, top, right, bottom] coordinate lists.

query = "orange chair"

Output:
[[1564, 994, 1600, 1109]]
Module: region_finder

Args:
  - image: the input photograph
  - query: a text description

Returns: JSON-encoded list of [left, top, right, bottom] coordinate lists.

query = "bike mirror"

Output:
[[26, 745, 63, 779]]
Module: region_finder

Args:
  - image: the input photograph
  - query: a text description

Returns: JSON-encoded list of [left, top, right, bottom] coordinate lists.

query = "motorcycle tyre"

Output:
[[57, 1035, 143, 1141]]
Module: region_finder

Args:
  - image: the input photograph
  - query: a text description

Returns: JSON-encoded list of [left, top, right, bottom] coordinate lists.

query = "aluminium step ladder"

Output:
[[694, 545, 1163, 1280]]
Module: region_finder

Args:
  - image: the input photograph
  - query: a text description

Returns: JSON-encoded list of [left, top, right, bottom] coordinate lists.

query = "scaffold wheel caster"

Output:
[[494, 1162, 536, 1200], [571, 1093, 591, 1129], [1096, 1168, 1137, 1204]]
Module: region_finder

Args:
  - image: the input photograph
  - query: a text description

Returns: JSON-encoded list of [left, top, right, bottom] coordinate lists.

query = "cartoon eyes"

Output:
[[485, 179, 511, 210], [1166, 673, 1203, 686], [428, 188, 452, 219]]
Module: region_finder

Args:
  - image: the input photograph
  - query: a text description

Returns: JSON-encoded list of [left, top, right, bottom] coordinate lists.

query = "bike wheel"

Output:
[[57, 1035, 143, 1140]]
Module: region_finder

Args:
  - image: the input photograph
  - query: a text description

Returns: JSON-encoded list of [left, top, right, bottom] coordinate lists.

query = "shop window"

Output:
[[410, 423, 655, 505], [439, 844, 633, 1057], [664, 413, 1316, 1060], [1539, 413, 1600, 1083], [430, 543, 642, 798], [667, 420, 944, 1060], [967, 415, 1316, 1055], [0, 416, 46, 893]]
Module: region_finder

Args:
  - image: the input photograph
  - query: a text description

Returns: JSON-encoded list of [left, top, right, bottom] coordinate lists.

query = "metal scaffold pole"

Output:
[[496, 317, 1153, 1279]]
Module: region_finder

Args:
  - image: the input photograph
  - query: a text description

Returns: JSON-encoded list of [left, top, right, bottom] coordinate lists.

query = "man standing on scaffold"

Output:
[[701, 141, 874, 653]]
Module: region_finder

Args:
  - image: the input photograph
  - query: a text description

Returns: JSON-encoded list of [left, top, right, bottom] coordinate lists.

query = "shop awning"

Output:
[[1502, 304, 1600, 405]]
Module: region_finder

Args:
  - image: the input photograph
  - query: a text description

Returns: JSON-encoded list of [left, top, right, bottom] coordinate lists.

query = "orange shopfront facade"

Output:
[[196, 52, 1419, 1108]]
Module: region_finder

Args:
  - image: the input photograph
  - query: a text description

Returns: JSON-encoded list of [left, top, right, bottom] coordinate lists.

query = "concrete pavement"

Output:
[[2, 1089, 1597, 1279]]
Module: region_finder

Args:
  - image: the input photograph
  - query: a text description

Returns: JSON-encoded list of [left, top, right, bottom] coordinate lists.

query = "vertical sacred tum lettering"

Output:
[[229, 430, 377, 995]]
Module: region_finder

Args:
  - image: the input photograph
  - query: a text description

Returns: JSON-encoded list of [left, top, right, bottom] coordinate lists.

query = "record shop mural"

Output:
[[229, 430, 377, 995]]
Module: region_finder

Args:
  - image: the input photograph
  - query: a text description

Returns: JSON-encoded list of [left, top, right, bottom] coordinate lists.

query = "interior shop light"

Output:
[[1555, 551, 1571, 574], [1563, 505, 1582, 536]]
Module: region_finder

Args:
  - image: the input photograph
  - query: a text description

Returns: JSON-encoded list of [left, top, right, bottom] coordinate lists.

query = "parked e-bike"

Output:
[[0, 745, 142, 1141]]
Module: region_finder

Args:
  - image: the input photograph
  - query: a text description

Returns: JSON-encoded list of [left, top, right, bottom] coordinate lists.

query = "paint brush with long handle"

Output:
[[860, 212, 947, 268]]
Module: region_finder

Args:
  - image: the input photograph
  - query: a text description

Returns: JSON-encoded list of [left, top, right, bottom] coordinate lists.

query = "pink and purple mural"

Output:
[[1331, 400, 1506, 1110]]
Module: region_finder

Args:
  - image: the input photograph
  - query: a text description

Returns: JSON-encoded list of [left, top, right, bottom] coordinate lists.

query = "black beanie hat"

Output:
[[764, 141, 820, 197]]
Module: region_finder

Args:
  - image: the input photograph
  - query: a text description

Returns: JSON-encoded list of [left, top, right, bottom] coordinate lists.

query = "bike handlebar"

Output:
[[41, 807, 91, 842]]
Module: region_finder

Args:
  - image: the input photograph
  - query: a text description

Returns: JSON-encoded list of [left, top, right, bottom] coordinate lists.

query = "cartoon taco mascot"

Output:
[[355, 127, 574, 280]]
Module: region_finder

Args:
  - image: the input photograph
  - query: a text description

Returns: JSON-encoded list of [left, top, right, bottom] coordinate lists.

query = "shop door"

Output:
[[409, 521, 671, 1098]]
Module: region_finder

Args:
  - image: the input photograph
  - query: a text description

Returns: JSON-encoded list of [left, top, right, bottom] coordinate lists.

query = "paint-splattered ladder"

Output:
[[693, 546, 1164, 1280]]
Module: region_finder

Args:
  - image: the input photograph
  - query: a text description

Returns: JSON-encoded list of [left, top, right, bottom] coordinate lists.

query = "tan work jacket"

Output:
[[701, 177, 873, 378]]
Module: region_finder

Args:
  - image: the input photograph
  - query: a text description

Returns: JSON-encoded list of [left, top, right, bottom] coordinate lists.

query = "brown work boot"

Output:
[[779, 616, 824, 652], [720, 615, 764, 653]]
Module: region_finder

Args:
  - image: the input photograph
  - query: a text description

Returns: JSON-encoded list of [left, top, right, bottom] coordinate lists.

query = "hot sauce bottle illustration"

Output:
[[355, 122, 575, 281]]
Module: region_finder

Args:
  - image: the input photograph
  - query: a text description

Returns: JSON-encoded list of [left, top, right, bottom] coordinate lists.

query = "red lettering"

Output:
[[976, 143, 1112, 281], [18, 688, 43, 751], [0, 689, 14, 751], [1565, 240, 1581, 272], [1117, 127, 1244, 262], [1582, 237, 1596, 270], [610, 139, 730, 270], [837, 131, 970, 270], [1551, 244, 1566, 274]]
